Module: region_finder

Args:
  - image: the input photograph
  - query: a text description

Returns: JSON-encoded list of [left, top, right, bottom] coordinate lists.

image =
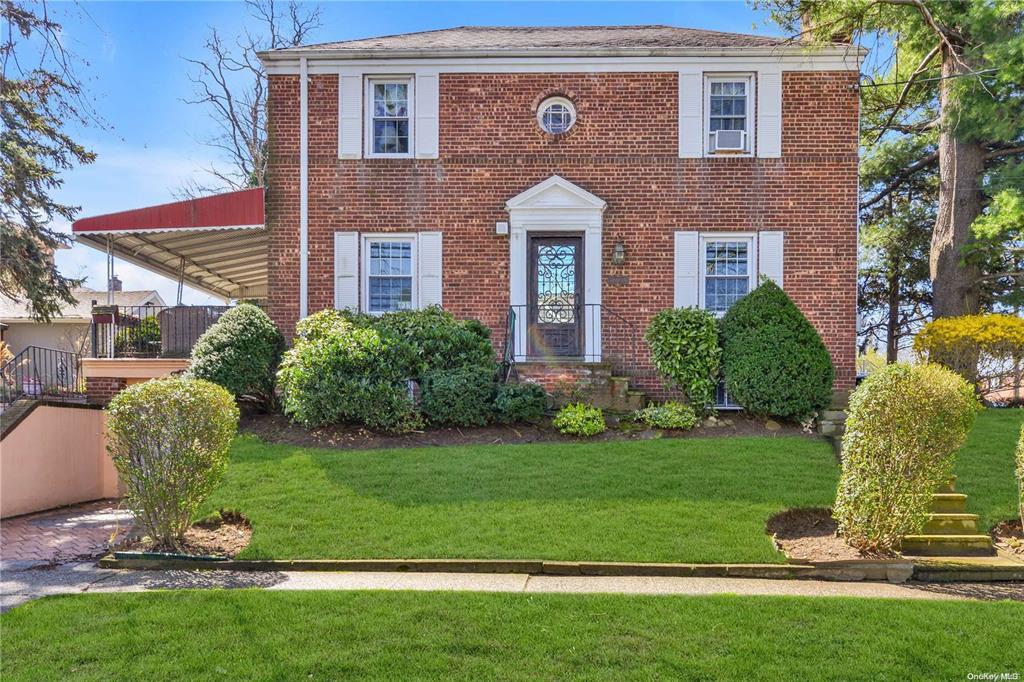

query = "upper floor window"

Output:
[[537, 97, 576, 135], [367, 78, 413, 157], [706, 76, 752, 155], [702, 237, 754, 314]]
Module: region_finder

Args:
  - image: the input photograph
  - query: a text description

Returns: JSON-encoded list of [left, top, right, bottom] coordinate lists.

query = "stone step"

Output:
[[901, 534, 995, 557], [930, 493, 968, 514], [624, 390, 645, 412], [821, 409, 847, 422], [936, 476, 957, 494], [923, 513, 979, 535], [609, 376, 630, 400]]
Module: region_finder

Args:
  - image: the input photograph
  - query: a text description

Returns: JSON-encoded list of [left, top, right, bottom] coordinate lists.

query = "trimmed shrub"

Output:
[[421, 366, 495, 427], [645, 308, 721, 413], [494, 382, 548, 424], [187, 303, 284, 409], [833, 363, 981, 552], [106, 378, 239, 550], [276, 310, 421, 433], [631, 401, 699, 431], [720, 280, 834, 420], [1017, 424, 1024, 528], [914, 313, 1024, 398], [553, 403, 606, 437]]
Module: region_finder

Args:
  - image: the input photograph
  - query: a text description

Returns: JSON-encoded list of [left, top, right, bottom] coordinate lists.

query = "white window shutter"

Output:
[[415, 73, 439, 159], [678, 70, 703, 158], [757, 70, 782, 158], [418, 232, 443, 308], [758, 231, 785, 287], [338, 72, 362, 159], [674, 231, 700, 307], [334, 231, 359, 310]]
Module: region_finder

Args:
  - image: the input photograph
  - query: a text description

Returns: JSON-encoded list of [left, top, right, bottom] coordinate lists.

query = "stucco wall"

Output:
[[2, 322, 91, 357], [1, 405, 119, 518]]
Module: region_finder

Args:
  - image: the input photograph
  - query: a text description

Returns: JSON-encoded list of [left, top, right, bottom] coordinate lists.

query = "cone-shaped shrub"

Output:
[[833, 363, 980, 552], [719, 280, 833, 420], [188, 303, 284, 409]]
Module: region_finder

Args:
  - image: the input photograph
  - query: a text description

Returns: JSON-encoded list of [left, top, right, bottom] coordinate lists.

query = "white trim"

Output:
[[361, 233, 418, 314], [261, 49, 865, 74], [299, 56, 309, 319], [704, 74, 754, 157], [698, 232, 757, 316], [505, 176, 605, 362], [365, 76, 415, 158], [73, 224, 265, 236], [537, 96, 577, 134]]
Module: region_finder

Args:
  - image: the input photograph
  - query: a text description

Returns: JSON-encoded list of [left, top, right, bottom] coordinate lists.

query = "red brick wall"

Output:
[[266, 70, 859, 395], [85, 377, 127, 406]]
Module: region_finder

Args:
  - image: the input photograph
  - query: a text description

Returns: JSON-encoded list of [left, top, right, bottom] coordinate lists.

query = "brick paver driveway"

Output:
[[1, 500, 133, 564]]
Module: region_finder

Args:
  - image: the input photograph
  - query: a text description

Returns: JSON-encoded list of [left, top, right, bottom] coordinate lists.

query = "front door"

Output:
[[528, 234, 583, 358]]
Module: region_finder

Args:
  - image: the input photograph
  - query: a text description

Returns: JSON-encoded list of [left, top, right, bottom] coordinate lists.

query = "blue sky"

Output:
[[51, 1, 789, 304]]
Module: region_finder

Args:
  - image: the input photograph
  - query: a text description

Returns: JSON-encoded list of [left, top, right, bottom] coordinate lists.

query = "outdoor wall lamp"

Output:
[[611, 240, 627, 266]]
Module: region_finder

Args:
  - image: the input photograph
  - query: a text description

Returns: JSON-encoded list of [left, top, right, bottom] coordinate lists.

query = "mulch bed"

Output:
[[766, 508, 894, 563], [117, 512, 252, 558], [240, 411, 811, 450], [992, 519, 1024, 558]]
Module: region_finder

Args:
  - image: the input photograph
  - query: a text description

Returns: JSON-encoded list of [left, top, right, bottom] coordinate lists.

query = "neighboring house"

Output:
[[254, 25, 861, 398], [0, 281, 165, 358]]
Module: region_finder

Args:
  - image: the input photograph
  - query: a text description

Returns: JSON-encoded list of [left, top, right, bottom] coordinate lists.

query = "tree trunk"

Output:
[[886, 268, 900, 363], [930, 46, 984, 319]]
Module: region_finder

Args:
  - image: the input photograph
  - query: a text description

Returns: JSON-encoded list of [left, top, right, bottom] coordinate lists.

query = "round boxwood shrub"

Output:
[[631, 401, 698, 430], [645, 307, 721, 413], [187, 303, 284, 409], [276, 310, 422, 433], [833, 363, 981, 552], [421, 366, 496, 427], [106, 377, 239, 550], [494, 382, 548, 424], [719, 280, 833, 420], [553, 403, 606, 437]]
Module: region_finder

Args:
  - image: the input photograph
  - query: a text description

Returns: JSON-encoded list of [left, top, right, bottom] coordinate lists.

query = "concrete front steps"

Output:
[[515, 361, 645, 413], [901, 477, 995, 557]]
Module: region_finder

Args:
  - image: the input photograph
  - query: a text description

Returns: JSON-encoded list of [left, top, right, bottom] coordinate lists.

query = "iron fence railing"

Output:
[[0, 345, 85, 407], [503, 303, 639, 379], [91, 305, 232, 359]]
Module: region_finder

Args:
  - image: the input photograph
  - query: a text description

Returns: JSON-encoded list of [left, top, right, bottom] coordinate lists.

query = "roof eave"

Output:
[[257, 44, 867, 64]]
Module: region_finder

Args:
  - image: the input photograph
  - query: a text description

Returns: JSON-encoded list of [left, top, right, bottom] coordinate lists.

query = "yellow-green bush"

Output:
[[1017, 424, 1024, 528], [914, 314, 1024, 398], [553, 403, 605, 437], [833, 363, 981, 552]]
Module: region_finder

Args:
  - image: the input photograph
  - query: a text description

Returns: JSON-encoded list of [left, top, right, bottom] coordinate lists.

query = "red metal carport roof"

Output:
[[72, 188, 267, 301]]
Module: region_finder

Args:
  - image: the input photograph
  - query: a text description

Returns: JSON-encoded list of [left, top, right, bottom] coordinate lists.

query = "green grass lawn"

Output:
[[955, 407, 1023, 530], [3, 590, 1022, 680], [206, 434, 839, 563]]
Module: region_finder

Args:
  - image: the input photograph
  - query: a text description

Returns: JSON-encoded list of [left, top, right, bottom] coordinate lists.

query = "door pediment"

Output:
[[505, 175, 607, 213]]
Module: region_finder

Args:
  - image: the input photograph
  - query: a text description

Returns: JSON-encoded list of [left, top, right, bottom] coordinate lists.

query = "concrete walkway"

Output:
[[3, 561, 1022, 612]]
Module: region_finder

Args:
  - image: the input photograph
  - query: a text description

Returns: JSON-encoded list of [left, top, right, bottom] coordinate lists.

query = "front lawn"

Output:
[[955, 407, 1023, 530], [3, 591, 1022, 680], [208, 435, 838, 563]]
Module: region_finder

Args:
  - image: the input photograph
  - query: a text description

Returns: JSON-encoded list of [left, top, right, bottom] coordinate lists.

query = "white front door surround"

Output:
[[505, 176, 606, 362]]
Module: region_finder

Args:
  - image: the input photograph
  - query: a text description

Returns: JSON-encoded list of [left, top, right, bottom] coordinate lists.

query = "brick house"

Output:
[[73, 25, 862, 406]]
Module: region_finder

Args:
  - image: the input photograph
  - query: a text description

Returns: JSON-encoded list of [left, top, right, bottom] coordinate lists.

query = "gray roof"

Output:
[[0, 289, 165, 322], [272, 25, 795, 55]]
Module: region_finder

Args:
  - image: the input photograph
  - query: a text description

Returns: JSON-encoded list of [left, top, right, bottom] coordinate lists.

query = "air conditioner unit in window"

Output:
[[712, 130, 746, 153]]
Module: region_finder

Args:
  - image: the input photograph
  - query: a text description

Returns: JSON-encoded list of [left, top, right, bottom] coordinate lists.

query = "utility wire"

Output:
[[859, 68, 998, 88]]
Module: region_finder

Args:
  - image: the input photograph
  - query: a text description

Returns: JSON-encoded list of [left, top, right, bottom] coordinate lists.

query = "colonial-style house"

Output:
[[72, 25, 861, 404]]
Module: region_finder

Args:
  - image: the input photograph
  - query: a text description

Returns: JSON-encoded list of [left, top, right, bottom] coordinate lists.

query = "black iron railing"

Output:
[[0, 345, 85, 407], [91, 305, 232, 358], [503, 303, 639, 378]]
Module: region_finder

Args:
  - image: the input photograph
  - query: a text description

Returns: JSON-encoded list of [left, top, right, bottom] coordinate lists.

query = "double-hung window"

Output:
[[367, 78, 412, 157], [364, 237, 415, 313], [701, 237, 755, 315], [706, 76, 752, 154]]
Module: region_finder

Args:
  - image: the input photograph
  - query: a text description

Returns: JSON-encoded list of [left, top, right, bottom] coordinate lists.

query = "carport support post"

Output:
[[106, 238, 114, 358]]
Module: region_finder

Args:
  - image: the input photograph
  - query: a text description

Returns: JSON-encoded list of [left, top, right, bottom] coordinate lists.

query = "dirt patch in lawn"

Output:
[[767, 508, 894, 563], [241, 411, 812, 451], [992, 519, 1024, 558], [118, 512, 252, 558]]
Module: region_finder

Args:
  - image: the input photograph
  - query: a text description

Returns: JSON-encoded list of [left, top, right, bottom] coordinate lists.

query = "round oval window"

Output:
[[537, 97, 576, 135]]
